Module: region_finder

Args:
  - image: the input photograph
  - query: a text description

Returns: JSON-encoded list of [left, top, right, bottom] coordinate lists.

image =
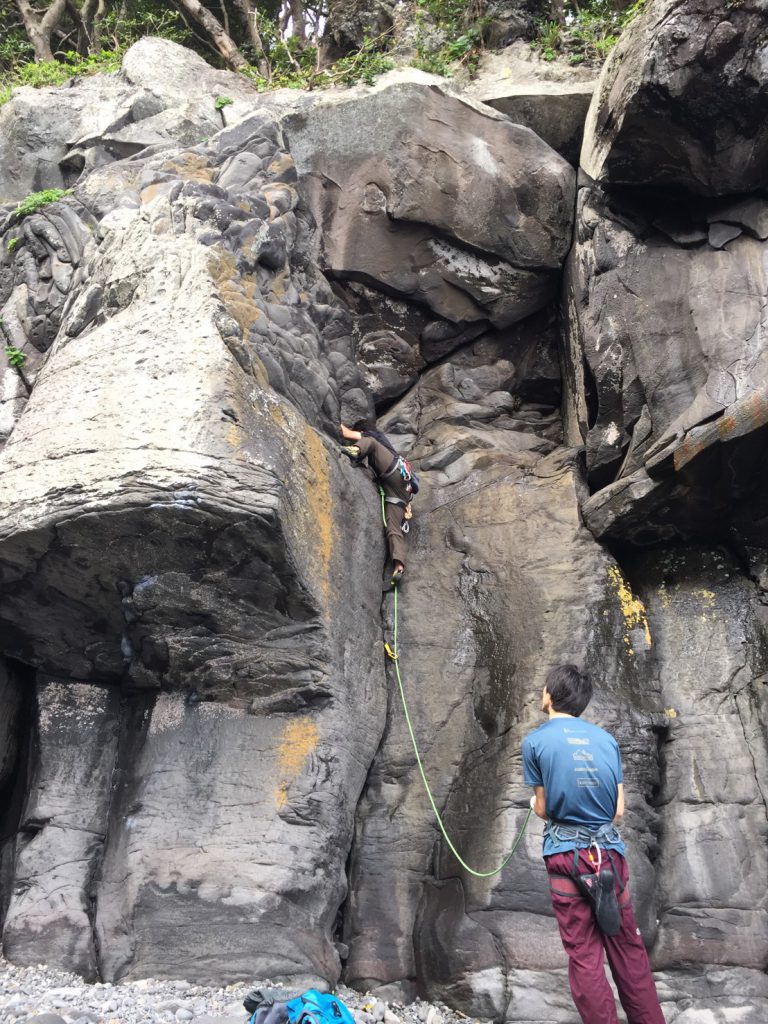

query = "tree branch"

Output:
[[171, 0, 249, 69]]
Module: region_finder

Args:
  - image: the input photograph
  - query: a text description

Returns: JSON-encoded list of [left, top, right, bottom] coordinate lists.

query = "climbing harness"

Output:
[[548, 835, 626, 935], [379, 486, 410, 533], [381, 453, 420, 495], [385, 584, 532, 878]]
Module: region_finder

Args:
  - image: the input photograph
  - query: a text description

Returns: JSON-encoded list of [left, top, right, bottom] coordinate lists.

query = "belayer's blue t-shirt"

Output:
[[522, 717, 624, 856]]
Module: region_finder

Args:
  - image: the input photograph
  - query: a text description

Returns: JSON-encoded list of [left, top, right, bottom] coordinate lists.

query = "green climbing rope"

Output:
[[390, 585, 532, 878], [378, 486, 387, 527]]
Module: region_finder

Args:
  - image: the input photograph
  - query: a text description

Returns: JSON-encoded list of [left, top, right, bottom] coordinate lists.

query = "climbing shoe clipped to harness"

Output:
[[574, 866, 621, 936]]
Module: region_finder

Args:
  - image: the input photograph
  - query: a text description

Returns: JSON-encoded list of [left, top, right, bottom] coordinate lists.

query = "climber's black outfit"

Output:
[[355, 431, 410, 571]]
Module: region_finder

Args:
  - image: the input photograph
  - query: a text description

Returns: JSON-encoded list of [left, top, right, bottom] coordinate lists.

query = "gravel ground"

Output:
[[0, 960, 469, 1024]]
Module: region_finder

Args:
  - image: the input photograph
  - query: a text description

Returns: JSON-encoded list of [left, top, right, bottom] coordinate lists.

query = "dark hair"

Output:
[[353, 418, 376, 432], [545, 664, 592, 716]]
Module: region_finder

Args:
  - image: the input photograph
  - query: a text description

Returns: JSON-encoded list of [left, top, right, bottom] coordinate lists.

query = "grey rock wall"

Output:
[[0, 87, 386, 986], [0, 15, 767, 1023], [581, 0, 768, 196]]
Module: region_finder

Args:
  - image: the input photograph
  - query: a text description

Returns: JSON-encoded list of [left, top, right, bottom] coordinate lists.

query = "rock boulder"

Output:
[[581, 0, 768, 195], [281, 74, 575, 327]]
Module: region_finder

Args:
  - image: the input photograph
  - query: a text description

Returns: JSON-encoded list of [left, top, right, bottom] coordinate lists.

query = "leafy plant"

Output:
[[413, 0, 487, 78], [7, 236, 19, 252], [0, 49, 122, 107], [15, 188, 71, 219], [532, 20, 561, 61], [214, 95, 234, 110], [533, 0, 647, 68], [4, 346, 26, 369]]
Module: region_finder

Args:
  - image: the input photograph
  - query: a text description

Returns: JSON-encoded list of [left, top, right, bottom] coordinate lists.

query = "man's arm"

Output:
[[614, 782, 624, 823], [340, 423, 362, 441], [532, 785, 548, 820]]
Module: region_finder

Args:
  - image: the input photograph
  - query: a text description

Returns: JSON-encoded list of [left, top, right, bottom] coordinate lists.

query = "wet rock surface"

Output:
[[1, 17, 767, 1023]]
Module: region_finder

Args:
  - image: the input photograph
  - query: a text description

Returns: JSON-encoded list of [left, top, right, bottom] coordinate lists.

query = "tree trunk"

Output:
[[80, 0, 107, 51], [288, 0, 306, 43], [171, 0, 249, 69], [230, 0, 268, 71], [14, 0, 69, 61]]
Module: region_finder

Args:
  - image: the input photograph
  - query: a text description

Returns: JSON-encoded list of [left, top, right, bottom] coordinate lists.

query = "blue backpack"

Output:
[[285, 991, 356, 1024]]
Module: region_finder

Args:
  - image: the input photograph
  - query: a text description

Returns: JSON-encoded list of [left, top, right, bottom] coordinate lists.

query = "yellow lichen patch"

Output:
[[300, 423, 334, 605], [692, 588, 716, 607], [226, 422, 245, 449], [139, 182, 170, 206], [274, 716, 319, 810], [208, 249, 263, 336], [160, 152, 215, 183], [608, 565, 652, 651], [266, 154, 296, 179]]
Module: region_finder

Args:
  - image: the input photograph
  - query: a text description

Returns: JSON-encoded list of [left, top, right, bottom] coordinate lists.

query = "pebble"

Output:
[[0, 957, 471, 1024]]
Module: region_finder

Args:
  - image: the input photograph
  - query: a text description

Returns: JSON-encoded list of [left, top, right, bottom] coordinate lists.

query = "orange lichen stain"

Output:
[[160, 152, 214, 183], [608, 565, 652, 651], [226, 422, 244, 449], [266, 155, 295, 179], [717, 414, 737, 439], [208, 249, 263, 336], [274, 716, 319, 810], [300, 423, 334, 605], [139, 182, 169, 205], [270, 268, 288, 298]]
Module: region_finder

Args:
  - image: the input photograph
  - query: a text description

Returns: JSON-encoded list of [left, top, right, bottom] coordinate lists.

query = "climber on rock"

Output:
[[523, 665, 666, 1024], [339, 420, 418, 589]]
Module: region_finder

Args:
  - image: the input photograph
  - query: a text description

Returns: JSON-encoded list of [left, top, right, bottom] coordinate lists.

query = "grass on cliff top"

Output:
[[0, 0, 646, 108], [532, 0, 648, 66], [0, 49, 123, 106]]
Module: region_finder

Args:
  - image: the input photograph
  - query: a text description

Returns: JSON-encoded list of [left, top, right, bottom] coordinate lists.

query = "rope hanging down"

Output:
[[390, 585, 532, 878]]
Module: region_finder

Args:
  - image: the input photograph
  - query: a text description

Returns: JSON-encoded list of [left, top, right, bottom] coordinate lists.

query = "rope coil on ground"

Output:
[[389, 584, 532, 878]]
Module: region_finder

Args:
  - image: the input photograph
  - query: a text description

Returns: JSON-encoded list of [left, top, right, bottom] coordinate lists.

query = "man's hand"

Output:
[[613, 782, 625, 823], [531, 786, 548, 820]]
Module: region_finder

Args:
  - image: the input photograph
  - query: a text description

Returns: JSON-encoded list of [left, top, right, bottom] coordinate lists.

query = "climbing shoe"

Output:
[[575, 868, 621, 936], [593, 867, 621, 935], [340, 445, 360, 459], [390, 566, 405, 586]]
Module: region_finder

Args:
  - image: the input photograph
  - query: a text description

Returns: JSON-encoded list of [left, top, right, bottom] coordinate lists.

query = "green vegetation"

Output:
[[7, 237, 19, 252], [0, 49, 123, 106], [533, 0, 648, 67], [413, 0, 487, 78], [4, 346, 27, 369], [239, 27, 393, 90], [0, 0, 647, 107], [14, 189, 71, 219]]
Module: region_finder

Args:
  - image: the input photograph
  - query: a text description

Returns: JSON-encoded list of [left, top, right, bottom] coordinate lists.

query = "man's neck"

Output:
[[548, 710, 575, 720]]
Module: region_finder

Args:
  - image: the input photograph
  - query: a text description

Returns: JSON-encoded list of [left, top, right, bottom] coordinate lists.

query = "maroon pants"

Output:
[[545, 850, 665, 1024]]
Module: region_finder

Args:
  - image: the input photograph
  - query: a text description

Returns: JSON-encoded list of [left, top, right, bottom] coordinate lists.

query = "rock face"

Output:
[[581, 0, 768, 195], [0, 99, 386, 986], [1, 25, 768, 1024], [281, 75, 575, 328], [562, 183, 768, 544], [0, 38, 259, 202]]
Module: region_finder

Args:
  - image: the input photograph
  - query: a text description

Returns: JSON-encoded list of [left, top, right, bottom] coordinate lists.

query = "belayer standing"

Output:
[[339, 421, 417, 589], [523, 664, 666, 1024]]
